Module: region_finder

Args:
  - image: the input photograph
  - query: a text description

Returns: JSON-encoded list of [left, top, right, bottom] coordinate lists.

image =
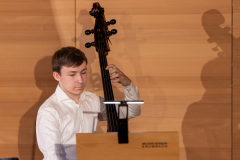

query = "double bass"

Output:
[[85, 2, 118, 132]]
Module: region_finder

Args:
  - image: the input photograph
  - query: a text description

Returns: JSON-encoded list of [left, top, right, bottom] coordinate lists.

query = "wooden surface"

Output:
[[0, 0, 238, 159], [0, 0, 74, 159], [233, 0, 240, 160], [76, 1, 232, 160], [76, 132, 179, 160]]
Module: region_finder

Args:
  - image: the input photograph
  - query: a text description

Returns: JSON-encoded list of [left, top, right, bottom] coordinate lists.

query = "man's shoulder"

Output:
[[38, 93, 58, 113], [81, 91, 101, 111], [83, 91, 99, 99], [82, 91, 101, 103]]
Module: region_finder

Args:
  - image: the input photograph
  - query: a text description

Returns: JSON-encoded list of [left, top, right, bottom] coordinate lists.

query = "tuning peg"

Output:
[[85, 42, 94, 48], [107, 19, 117, 26], [106, 29, 117, 37], [111, 29, 117, 35], [85, 29, 94, 35]]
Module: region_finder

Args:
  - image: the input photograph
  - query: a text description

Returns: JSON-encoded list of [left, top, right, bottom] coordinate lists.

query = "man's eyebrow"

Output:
[[67, 71, 77, 73], [81, 68, 87, 72], [67, 68, 87, 73]]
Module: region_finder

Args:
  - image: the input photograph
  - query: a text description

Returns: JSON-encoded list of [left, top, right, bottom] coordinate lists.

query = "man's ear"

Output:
[[53, 72, 60, 82]]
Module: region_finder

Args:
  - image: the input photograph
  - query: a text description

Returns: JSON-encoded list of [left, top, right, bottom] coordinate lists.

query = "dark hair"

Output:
[[52, 46, 88, 74]]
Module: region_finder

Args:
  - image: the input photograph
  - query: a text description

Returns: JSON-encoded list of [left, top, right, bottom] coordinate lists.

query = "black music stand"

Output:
[[103, 100, 144, 143]]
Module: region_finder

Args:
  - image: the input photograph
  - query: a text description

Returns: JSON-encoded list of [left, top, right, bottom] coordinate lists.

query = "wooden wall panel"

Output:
[[0, 0, 236, 160], [76, 1, 232, 160], [0, 0, 75, 159], [233, 0, 240, 160]]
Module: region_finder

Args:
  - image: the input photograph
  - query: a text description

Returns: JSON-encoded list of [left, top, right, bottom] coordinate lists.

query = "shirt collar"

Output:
[[55, 85, 71, 102], [55, 85, 86, 103]]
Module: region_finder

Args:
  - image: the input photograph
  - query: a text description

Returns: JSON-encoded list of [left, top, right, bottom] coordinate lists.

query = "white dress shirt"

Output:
[[36, 82, 141, 160]]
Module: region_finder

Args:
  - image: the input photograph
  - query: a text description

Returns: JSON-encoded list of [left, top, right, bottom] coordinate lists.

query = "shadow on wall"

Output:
[[182, 9, 238, 160], [5, 0, 62, 159], [115, 11, 167, 128], [76, 9, 102, 93], [18, 56, 57, 160]]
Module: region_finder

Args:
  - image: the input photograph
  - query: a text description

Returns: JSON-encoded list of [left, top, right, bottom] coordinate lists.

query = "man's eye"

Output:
[[69, 74, 75, 76], [82, 72, 86, 74]]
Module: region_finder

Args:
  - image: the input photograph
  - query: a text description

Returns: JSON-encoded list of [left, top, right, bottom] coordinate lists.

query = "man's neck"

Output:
[[59, 85, 80, 104], [71, 97, 79, 104]]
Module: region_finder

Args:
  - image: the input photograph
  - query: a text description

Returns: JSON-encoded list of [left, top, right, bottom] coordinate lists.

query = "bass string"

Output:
[[100, 49, 116, 131], [102, 50, 118, 131], [98, 44, 111, 130], [99, 41, 118, 132]]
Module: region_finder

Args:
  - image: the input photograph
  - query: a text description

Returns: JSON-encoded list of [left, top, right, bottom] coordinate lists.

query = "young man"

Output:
[[36, 47, 141, 160]]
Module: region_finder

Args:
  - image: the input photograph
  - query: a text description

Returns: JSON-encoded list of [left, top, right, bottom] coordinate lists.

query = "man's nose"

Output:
[[77, 74, 82, 83]]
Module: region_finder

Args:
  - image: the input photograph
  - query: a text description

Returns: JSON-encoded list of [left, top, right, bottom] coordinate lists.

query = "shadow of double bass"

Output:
[[182, 9, 240, 160]]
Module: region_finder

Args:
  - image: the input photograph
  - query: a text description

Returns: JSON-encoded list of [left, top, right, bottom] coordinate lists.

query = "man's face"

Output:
[[53, 61, 87, 100]]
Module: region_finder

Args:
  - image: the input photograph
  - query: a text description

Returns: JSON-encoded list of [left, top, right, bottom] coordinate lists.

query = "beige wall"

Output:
[[0, 0, 238, 159]]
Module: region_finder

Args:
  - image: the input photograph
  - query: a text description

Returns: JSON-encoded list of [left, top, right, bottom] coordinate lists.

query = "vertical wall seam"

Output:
[[75, 0, 77, 47], [231, 0, 234, 160]]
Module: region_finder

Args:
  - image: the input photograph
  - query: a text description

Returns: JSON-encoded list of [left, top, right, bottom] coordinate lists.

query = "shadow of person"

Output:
[[18, 56, 57, 160], [115, 11, 167, 130], [182, 9, 233, 160]]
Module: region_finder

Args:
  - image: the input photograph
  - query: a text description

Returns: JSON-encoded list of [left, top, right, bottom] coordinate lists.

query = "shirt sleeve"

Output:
[[36, 107, 64, 160], [99, 81, 141, 121]]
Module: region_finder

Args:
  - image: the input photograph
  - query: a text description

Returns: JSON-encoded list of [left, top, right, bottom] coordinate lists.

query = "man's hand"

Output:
[[105, 64, 131, 86]]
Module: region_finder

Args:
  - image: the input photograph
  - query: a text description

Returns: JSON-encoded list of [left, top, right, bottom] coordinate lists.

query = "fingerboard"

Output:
[[98, 51, 118, 132]]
